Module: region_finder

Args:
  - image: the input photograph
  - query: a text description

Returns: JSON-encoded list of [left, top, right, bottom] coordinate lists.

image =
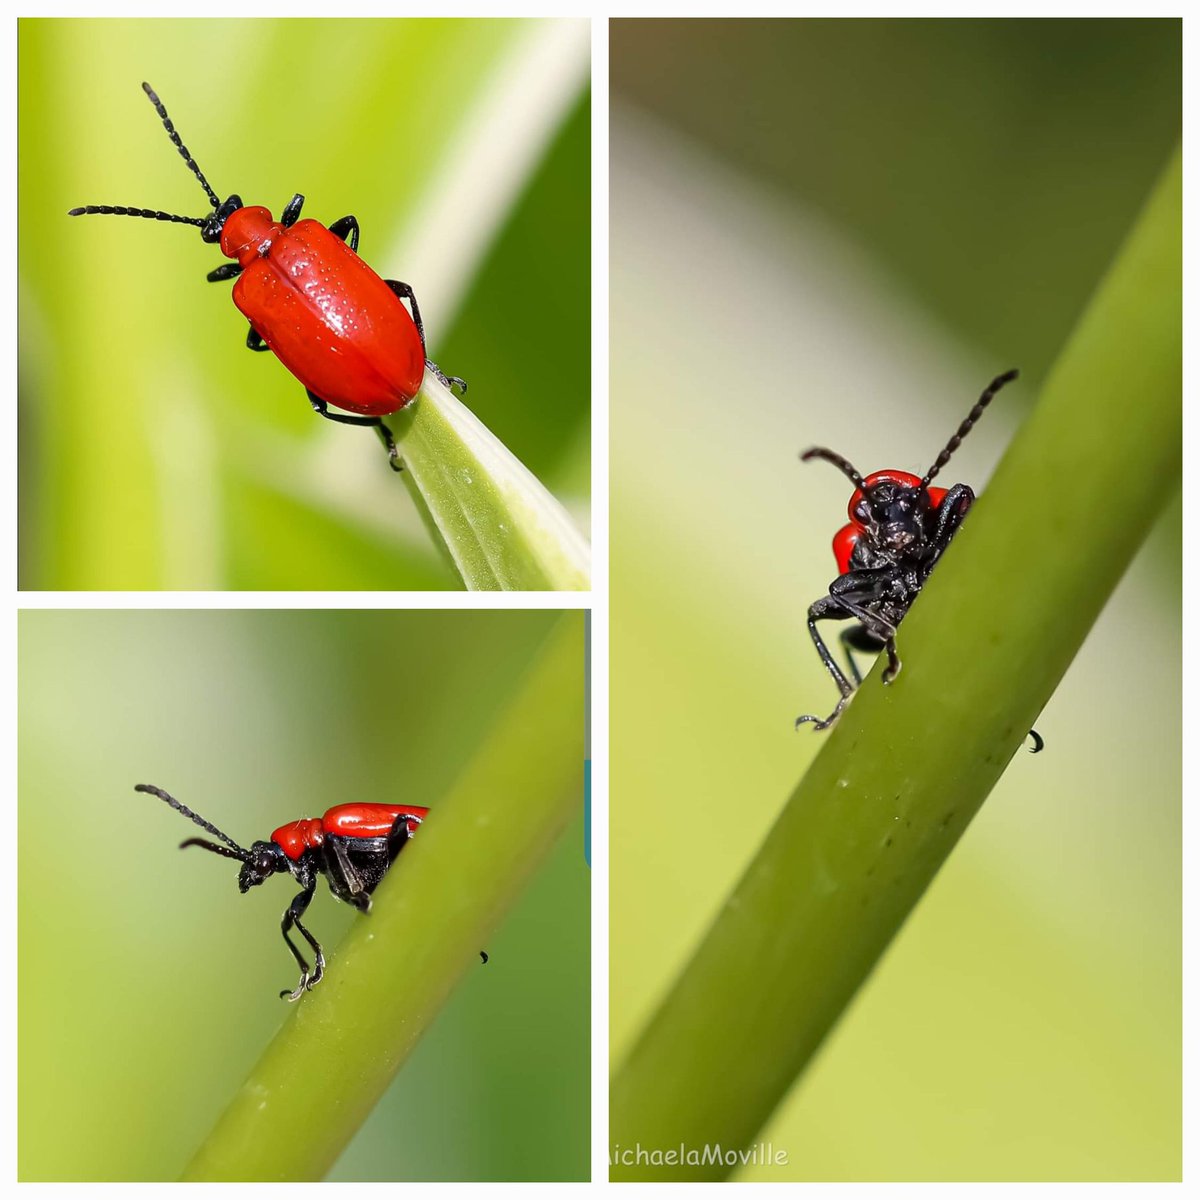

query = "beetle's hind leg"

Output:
[[305, 389, 403, 472], [385, 811, 421, 864], [429, 364, 468, 395], [384, 280, 468, 395], [246, 326, 270, 352]]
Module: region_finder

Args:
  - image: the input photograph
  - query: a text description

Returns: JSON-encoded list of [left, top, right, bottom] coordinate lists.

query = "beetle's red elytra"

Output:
[[223, 210, 426, 417], [134, 785, 481, 1002], [69, 83, 465, 470], [795, 369, 1043, 752], [270, 804, 430, 861]]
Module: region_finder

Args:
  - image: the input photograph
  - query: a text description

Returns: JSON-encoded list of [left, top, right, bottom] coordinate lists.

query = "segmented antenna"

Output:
[[140, 82, 220, 210], [178, 837, 247, 861], [800, 446, 866, 490], [67, 83, 220, 225], [922, 369, 1019, 487], [67, 204, 205, 226], [134, 784, 247, 857]]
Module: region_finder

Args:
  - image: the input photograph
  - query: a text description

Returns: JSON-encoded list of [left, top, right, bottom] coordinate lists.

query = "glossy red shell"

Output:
[[223, 212, 425, 417], [270, 804, 429, 860], [831, 469, 949, 575], [832, 524, 861, 575], [321, 803, 428, 840]]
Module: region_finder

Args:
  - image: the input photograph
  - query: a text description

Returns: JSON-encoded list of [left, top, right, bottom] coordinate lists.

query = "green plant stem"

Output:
[[183, 614, 585, 1181], [610, 146, 1180, 1181], [389, 373, 590, 590]]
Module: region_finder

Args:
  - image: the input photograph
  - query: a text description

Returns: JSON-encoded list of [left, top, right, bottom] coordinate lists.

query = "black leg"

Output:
[[281, 193, 305, 227], [795, 596, 856, 732], [827, 578, 899, 690], [305, 388, 402, 472], [326, 837, 372, 912], [880, 637, 902, 685], [838, 627, 864, 686], [328, 215, 360, 253], [797, 570, 898, 732], [384, 279, 468, 394], [827, 570, 899, 639], [371, 421, 402, 471], [431, 364, 469, 395], [384, 280, 426, 349], [207, 262, 242, 283], [925, 483, 975, 575], [283, 913, 325, 1002], [247, 326, 270, 352], [386, 811, 421, 862], [280, 879, 324, 1002]]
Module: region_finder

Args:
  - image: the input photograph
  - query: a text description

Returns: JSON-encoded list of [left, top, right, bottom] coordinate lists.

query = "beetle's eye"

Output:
[[854, 500, 871, 522]]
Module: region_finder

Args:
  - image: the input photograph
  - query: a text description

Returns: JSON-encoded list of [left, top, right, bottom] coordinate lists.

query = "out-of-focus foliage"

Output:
[[19, 18, 590, 590], [612, 17, 1180, 384], [19, 610, 589, 1180], [610, 18, 1179, 1182]]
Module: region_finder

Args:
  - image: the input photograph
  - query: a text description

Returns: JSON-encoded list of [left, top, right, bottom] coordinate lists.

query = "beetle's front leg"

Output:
[[280, 193, 305, 228], [279, 878, 323, 1002], [926, 483, 974, 570], [830, 571, 901, 685], [795, 594, 856, 731], [797, 571, 894, 732]]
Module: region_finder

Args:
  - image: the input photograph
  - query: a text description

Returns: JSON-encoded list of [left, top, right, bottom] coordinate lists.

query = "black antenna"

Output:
[[178, 837, 247, 862], [135, 784, 247, 858], [68, 83, 219, 225], [800, 446, 865, 490], [923, 369, 1019, 488], [139, 81, 220, 210], [67, 204, 205, 226]]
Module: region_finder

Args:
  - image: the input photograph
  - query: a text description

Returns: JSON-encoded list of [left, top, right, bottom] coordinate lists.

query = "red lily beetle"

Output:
[[795, 369, 1043, 752], [69, 83, 465, 469], [136, 784, 488, 1002]]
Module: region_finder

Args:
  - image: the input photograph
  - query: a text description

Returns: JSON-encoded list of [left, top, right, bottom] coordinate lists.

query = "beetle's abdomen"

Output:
[[232, 219, 425, 417]]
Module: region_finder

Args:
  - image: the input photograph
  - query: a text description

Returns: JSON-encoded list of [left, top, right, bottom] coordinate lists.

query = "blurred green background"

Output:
[[611, 18, 1179, 1181], [18, 18, 590, 590], [19, 609, 589, 1180]]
